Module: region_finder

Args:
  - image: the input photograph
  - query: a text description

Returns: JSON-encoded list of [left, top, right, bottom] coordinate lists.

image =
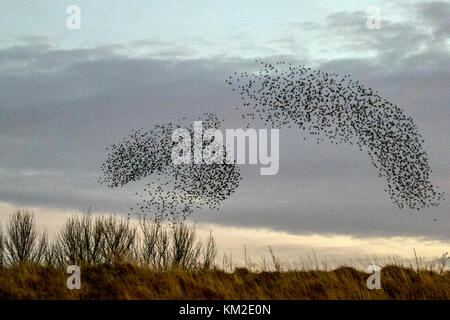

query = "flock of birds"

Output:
[[227, 61, 443, 210], [99, 113, 241, 222], [99, 61, 443, 221]]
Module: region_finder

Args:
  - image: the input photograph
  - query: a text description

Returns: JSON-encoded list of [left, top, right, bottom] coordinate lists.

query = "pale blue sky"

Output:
[[1, 0, 404, 59]]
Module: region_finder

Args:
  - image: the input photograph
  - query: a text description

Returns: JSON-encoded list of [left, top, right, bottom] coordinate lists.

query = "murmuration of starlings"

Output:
[[99, 113, 241, 222], [227, 60, 443, 210]]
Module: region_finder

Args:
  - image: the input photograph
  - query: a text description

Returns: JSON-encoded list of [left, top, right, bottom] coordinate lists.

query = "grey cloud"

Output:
[[418, 1, 450, 38], [307, 1, 449, 67], [0, 1, 448, 241]]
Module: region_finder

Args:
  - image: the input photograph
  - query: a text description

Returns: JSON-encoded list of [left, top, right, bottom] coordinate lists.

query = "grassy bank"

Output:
[[1, 263, 450, 299]]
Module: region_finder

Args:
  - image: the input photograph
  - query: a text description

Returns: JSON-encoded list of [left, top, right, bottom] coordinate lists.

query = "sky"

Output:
[[0, 0, 449, 264]]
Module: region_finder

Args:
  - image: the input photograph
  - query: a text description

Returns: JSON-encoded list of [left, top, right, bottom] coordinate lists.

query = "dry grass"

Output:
[[0, 263, 449, 300]]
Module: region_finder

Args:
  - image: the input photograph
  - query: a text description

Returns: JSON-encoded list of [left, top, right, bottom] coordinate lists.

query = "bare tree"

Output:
[[202, 231, 217, 270], [42, 236, 65, 268], [59, 215, 85, 265], [101, 215, 136, 264], [35, 230, 49, 264], [58, 213, 105, 265], [171, 223, 202, 269], [4, 210, 47, 265], [81, 214, 104, 264], [139, 216, 161, 267]]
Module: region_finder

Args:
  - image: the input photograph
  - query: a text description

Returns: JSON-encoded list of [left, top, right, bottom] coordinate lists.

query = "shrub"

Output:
[[171, 223, 202, 269], [59, 213, 105, 265], [100, 215, 136, 264], [0, 210, 216, 271], [3, 210, 47, 265]]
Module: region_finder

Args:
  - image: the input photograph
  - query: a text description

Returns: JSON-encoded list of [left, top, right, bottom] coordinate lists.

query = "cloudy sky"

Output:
[[0, 0, 449, 264]]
